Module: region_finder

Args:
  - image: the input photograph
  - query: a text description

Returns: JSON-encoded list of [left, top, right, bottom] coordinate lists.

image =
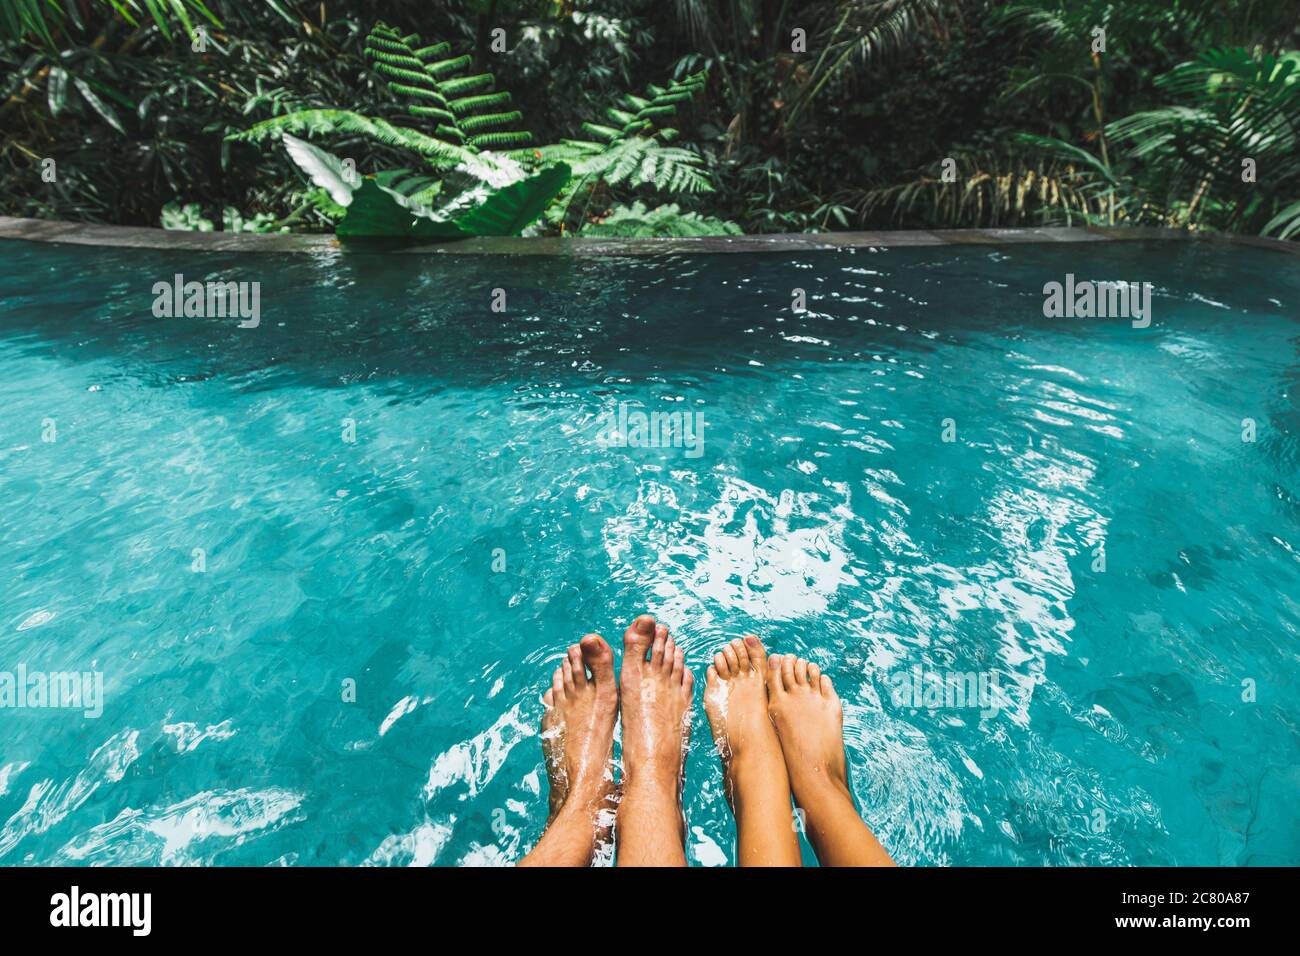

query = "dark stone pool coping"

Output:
[[1, 216, 1296, 257]]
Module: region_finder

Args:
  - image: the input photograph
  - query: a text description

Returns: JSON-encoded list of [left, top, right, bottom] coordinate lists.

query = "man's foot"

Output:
[[542, 635, 619, 817], [765, 654, 894, 866], [518, 634, 617, 866], [614, 614, 694, 866], [619, 614, 694, 790], [704, 635, 802, 866]]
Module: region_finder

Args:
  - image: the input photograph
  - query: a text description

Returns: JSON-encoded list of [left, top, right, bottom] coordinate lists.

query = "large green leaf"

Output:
[[339, 163, 570, 240], [337, 179, 465, 239], [450, 163, 570, 237], [282, 134, 358, 206]]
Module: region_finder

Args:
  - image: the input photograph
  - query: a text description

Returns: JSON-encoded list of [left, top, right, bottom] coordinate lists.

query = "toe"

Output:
[[664, 631, 677, 668], [623, 614, 657, 662], [713, 651, 729, 678], [820, 673, 837, 700], [579, 633, 615, 684], [742, 634, 767, 672], [766, 654, 785, 696], [542, 688, 555, 708], [795, 657, 809, 686], [682, 666, 695, 693], [671, 646, 684, 680], [706, 664, 719, 688], [551, 666, 565, 701], [780, 653, 796, 692], [568, 645, 587, 686], [808, 662, 821, 687], [562, 655, 576, 691], [652, 623, 669, 666], [729, 638, 748, 672], [721, 642, 740, 673]]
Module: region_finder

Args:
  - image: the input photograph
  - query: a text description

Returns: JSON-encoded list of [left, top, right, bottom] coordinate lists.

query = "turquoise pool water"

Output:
[[0, 237, 1296, 866]]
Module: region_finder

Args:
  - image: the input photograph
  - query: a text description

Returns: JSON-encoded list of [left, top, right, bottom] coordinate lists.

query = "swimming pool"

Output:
[[0, 234, 1296, 866]]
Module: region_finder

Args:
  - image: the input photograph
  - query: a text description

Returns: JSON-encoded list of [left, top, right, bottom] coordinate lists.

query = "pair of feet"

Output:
[[518, 614, 893, 867]]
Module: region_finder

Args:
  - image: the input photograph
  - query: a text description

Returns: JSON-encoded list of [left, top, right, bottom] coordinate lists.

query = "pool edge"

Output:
[[1, 216, 1296, 257]]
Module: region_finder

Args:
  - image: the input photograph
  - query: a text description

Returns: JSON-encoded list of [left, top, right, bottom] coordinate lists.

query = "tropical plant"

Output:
[[227, 19, 731, 239], [2, 1, 1296, 243], [161, 200, 286, 232], [529, 71, 719, 232], [853, 149, 1112, 227], [581, 201, 742, 237], [1106, 48, 1300, 236], [1003, 46, 1300, 238], [788, 0, 964, 122], [364, 20, 533, 153], [0, 0, 219, 46]]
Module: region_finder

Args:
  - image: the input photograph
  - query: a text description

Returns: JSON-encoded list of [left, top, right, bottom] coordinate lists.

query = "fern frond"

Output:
[[582, 138, 712, 193], [442, 74, 496, 97], [469, 131, 534, 149], [581, 202, 741, 237], [364, 21, 532, 156], [413, 42, 452, 60], [226, 109, 476, 164], [587, 71, 709, 141], [449, 92, 513, 115]]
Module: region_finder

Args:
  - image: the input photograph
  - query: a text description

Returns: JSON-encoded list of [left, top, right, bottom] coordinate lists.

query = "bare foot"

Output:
[[615, 614, 694, 866], [620, 615, 694, 787], [704, 634, 801, 866], [518, 634, 617, 866], [766, 653, 849, 795], [766, 654, 894, 867]]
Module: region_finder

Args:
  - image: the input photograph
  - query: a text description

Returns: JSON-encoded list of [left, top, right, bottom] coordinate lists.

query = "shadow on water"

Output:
[[4, 237, 1295, 490], [1, 239, 1295, 396]]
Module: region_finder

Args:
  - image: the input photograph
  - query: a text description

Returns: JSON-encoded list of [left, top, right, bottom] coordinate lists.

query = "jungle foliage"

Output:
[[2, 1, 1298, 240]]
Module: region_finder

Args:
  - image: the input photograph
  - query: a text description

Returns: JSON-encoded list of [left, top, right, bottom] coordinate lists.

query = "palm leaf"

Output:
[[1263, 198, 1300, 240]]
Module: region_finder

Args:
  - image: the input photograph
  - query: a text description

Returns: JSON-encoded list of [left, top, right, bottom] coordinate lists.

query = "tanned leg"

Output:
[[766, 654, 894, 867], [518, 634, 618, 866], [615, 614, 694, 867]]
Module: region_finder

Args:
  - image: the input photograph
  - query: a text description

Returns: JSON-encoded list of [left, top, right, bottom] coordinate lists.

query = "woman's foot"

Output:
[[518, 634, 618, 866], [765, 653, 849, 796], [703, 635, 802, 866], [766, 654, 895, 867], [615, 614, 694, 866]]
